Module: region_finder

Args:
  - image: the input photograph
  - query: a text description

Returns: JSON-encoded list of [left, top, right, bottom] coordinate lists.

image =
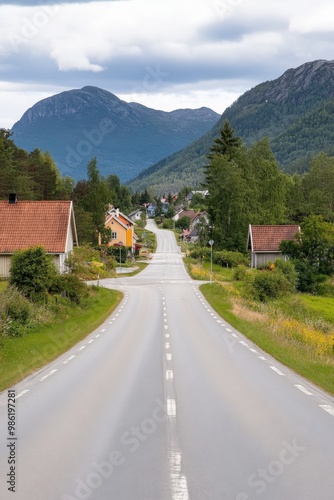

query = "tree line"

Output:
[[0, 129, 152, 244], [204, 120, 334, 252]]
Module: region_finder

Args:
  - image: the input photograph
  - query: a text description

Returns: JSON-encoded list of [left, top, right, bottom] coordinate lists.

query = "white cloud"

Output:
[[1, 0, 334, 128]]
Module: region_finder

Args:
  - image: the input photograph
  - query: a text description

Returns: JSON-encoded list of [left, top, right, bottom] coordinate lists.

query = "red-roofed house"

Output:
[[247, 224, 300, 268], [0, 196, 78, 277]]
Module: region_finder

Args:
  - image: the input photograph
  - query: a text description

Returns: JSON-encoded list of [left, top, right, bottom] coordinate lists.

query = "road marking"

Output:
[[169, 450, 190, 500], [295, 385, 313, 396], [17, 390, 29, 399], [88, 339, 94, 344], [239, 340, 249, 347], [165, 333, 170, 338], [270, 366, 285, 376], [258, 356, 266, 361], [164, 318, 168, 322], [78, 346, 86, 351], [95, 334, 100, 338], [167, 399, 177, 417], [166, 370, 174, 380], [40, 369, 57, 381], [250, 348, 258, 353], [166, 353, 172, 361], [319, 405, 334, 417], [101, 328, 106, 332], [63, 355, 76, 364], [164, 325, 169, 330], [232, 333, 238, 338], [165, 342, 171, 349], [226, 328, 233, 332]]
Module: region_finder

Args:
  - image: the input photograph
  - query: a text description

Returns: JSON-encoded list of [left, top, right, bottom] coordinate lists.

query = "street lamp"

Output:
[[209, 239, 214, 283]]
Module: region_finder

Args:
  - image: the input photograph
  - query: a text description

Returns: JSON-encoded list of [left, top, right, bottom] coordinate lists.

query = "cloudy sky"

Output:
[[0, 0, 334, 128]]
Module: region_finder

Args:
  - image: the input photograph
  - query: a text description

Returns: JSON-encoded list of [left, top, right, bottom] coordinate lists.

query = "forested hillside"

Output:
[[128, 60, 334, 194], [0, 129, 137, 246]]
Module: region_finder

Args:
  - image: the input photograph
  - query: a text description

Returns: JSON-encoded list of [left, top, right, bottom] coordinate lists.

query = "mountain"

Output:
[[10, 86, 220, 182], [128, 59, 334, 194]]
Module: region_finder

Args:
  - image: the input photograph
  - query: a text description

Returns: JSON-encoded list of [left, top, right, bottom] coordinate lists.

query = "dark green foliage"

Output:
[[0, 286, 33, 338], [128, 61, 334, 194], [233, 265, 248, 281], [280, 215, 334, 292], [207, 120, 242, 161], [49, 275, 88, 304], [292, 260, 327, 294], [175, 216, 190, 230], [249, 269, 294, 302], [10, 246, 57, 301], [213, 251, 249, 268], [0, 129, 70, 201], [162, 219, 174, 229]]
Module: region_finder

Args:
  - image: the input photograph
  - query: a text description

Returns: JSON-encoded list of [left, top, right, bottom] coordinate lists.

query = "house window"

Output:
[[111, 231, 117, 239]]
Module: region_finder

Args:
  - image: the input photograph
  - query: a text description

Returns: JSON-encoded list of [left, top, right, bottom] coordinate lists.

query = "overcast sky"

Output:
[[1, 0, 334, 128]]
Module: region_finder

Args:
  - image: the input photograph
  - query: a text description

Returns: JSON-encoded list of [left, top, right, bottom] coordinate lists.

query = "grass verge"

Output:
[[0, 287, 122, 391], [200, 283, 334, 396]]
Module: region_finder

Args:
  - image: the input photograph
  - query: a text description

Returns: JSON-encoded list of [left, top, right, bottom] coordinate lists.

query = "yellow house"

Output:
[[103, 208, 135, 251]]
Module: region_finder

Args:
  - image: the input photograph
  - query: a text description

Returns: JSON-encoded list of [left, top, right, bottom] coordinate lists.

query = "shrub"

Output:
[[250, 269, 292, 302], [175, 216, 190, 230], [214, 250, 249, 268], [49, 275, 89, 304], [188, 247, 211, 260], [10, 246, 57, 301], [233, 265, 248, 281], [162, 219, 174, 229], [0, 286, 33, 337]]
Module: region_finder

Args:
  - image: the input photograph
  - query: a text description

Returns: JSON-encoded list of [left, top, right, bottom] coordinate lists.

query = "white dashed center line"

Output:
[[319, 405, 334, 417], [40, 369, 57, 382], [270, 366, 285, 376], [295, 385, 313, 396]]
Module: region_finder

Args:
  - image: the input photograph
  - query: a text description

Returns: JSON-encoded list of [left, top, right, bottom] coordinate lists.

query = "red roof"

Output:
[[0, 200, 75, 254], [249, 225, 300, 252]]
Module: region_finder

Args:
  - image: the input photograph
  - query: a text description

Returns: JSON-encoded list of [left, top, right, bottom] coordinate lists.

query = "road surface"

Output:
[[1, 220, 334, 499]]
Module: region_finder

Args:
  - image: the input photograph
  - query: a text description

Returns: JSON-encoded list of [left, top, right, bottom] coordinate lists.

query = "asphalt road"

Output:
[[1, 220, 334, 499]]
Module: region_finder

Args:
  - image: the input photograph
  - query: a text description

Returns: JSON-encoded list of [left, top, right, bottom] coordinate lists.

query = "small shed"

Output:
[[247, 224, 300, 268]]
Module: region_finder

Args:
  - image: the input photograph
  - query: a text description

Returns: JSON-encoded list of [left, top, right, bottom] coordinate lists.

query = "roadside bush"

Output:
[[162, 219, 174, 229], [249, 269, 293, 302], [175, 216, 190, 230], [214, 250, 249, 268], [188, 247, 211, 260], [233, 265, 249, 281], [49, 275, 89, 304], [259, 259, 298, 293], [0, 286, 33, 337], [293, 260, 327, 294], [10, 246, 57, 301]]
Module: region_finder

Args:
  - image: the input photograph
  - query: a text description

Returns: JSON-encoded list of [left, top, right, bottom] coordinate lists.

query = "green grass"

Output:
[[299, 295, 334, 324], [135, 226, 157, 252], [0, 287, 122, 391], [200, 283, 334, 396], [184, 257, 235, 281], [117, 262, 149, 277]]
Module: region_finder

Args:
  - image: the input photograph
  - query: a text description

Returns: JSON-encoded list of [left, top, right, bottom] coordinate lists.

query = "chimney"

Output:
[[116, 208, 120, 218], [8, 193, 17, 204]]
